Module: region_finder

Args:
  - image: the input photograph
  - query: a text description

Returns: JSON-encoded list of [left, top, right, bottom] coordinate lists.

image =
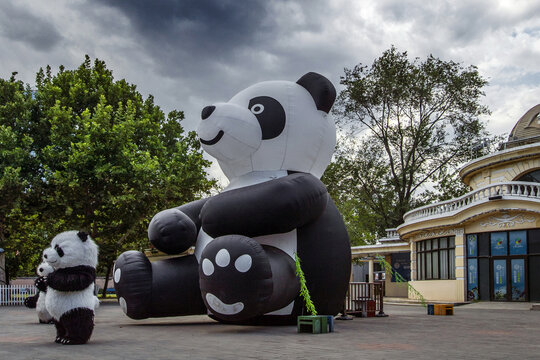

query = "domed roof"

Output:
[[507, 104, 540, 147]]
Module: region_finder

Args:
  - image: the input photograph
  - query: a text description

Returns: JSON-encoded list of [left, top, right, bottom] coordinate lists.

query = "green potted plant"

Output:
[[295, 254, 332, 333]]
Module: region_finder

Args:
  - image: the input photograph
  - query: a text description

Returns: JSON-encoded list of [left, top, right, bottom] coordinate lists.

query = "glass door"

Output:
[[491, 257, 527, 301], [510, 258, 526, 301]]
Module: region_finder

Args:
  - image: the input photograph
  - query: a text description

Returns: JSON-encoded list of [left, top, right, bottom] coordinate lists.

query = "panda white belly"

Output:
[[46, 284, 96, 320], [36, 292, 51, 322]]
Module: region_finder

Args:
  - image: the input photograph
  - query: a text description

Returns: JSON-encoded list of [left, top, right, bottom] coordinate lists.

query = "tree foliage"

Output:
[[0, 74, 53, 277], [0, 56, 215, 279], [324, 47, 493, 239]]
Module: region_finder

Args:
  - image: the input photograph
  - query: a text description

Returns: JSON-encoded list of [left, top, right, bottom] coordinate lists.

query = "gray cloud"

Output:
[[1, 0, 540, 155], [0, 2, 62, 51], [94, 0, 269, 76]]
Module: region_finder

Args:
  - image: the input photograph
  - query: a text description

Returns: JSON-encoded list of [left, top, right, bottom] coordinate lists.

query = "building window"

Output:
[[516, 169, 540, 183], [416, 237, 455, 280]]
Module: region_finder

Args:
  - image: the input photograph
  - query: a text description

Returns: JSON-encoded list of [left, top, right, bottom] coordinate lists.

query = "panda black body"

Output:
[[114, 72, 351, 324], [40, 231, 99, 344]]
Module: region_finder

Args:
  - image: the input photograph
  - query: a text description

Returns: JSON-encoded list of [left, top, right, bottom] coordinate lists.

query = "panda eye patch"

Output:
[[55, 244, 64, 257], [248, 96, 286, 140], [250, 104, 264, 114]]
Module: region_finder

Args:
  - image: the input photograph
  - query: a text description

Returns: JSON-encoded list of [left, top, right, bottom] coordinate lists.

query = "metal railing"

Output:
[[0, 285, 37, 306], [403, 181, 540, 223], [345, 282, 385, 317]]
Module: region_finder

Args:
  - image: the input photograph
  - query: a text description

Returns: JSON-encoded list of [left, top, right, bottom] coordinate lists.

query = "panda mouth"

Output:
[[205, 293, 244, 315], [199, 130, 224, 145]]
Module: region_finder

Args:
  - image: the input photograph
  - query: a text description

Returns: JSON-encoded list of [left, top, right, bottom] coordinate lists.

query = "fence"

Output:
[[0, 285, 37, 306], [345, 282, 385, 317], [403, 181, 540, 223]]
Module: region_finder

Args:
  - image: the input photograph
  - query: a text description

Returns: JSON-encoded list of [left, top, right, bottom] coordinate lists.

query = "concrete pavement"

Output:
[[1, 301, 539, 359]]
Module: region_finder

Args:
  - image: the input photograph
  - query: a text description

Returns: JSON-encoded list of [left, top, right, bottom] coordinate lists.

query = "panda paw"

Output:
[[199, 235, 272, 321], [113, 251, 152, 319], [35, 276, 48, 292]]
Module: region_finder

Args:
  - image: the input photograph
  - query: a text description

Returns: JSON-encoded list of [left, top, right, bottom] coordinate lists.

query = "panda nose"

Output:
[[201, 106, 216, 120], [44, 254, 47, 259]]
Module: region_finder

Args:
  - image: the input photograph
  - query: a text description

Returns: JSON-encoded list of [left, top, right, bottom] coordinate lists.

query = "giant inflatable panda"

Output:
[[114, 72, 351, 324]]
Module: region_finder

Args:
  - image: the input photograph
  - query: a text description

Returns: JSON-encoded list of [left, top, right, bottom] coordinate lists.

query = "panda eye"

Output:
[[250, 104, 264, 115], [55, 244, 64, 257]]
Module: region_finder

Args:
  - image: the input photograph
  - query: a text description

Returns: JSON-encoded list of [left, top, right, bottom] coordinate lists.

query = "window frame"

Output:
[[416, 236, 456, 280]]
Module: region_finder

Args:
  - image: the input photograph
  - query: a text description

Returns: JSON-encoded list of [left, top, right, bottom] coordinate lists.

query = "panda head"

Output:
[[36, 261, 54, 277], [43, 231, 98, 270], [197, 72, 337, 180]]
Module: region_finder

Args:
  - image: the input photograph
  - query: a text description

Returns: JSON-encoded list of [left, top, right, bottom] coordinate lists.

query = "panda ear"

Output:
[[296, 72, 336, 113], [77, 231, 89, 242]]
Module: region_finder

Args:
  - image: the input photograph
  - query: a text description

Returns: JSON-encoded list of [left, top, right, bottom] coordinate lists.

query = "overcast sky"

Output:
[[2, 0, 540, 181]]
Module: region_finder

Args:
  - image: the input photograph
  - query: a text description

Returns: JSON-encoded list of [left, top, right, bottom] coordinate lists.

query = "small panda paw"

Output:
[[199, 235, 272, 321], [35, 276, 48, 292], [55, 336, 63, 343]]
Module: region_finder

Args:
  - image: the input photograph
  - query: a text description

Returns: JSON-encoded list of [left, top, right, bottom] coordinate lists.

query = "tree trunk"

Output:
[[101, 261, 113, 299]]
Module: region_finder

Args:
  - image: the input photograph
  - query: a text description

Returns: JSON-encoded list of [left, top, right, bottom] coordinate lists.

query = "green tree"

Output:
[[0, 74, 53, 278], [327, 46, 493, 237], [0, 57, 215, 284]]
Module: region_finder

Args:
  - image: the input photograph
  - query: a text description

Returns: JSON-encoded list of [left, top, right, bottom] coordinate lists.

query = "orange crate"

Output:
[[434, 304, 454, 315]]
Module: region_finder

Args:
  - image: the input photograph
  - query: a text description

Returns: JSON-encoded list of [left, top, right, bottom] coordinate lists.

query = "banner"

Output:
[[467, 234, 477, 257], [509, 231, 527, 255], [491, 232, 507, 256], [467, 258, 479, 301], [511, 259, 526, 301], [493, 259, 507, 300], [391, 252, 411, 282]]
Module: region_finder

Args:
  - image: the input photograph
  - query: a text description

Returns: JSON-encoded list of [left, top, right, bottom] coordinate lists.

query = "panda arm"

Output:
[[47, 266, 97, 292], [148, 198, 208, 255], [24, 293, 39, 308], [201, 173, 328, 238]]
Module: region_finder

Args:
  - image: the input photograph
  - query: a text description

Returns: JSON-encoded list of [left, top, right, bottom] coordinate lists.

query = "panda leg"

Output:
[[113, 251, 207, 320], [199, 235, 299, 322], [58, 308, 94, 345], [53, 319, 66, 343]]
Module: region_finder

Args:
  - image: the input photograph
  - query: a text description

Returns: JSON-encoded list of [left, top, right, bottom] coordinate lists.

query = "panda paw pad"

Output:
[[35, 277, 48, 291], [201, 249, 253, 276]]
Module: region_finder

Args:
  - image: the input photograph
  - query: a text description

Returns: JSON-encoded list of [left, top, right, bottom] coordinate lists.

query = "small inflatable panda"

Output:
[[39, 231, 99, 344], [24, 261, 54, 324], [36, 261, 55, 323], [114, 72, 351, 324]]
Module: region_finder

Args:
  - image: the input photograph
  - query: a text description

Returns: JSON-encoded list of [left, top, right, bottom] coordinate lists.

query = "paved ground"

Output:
[[1, 301, 539, 360]]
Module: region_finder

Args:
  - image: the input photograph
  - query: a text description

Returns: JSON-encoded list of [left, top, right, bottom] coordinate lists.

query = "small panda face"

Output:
[[36, 261, 54, 277], [43, 231, 98, 270]]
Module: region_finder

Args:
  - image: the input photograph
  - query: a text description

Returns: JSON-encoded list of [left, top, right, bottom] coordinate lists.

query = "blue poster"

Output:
[[467, 234, 477, 257], [391, 252, 411, 282], [493, 259, 507, 300], [467, 259, 478, 301], [491, 232, 507, 256], [509, 231, 527, 255], [511, 259, 526, 301]]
